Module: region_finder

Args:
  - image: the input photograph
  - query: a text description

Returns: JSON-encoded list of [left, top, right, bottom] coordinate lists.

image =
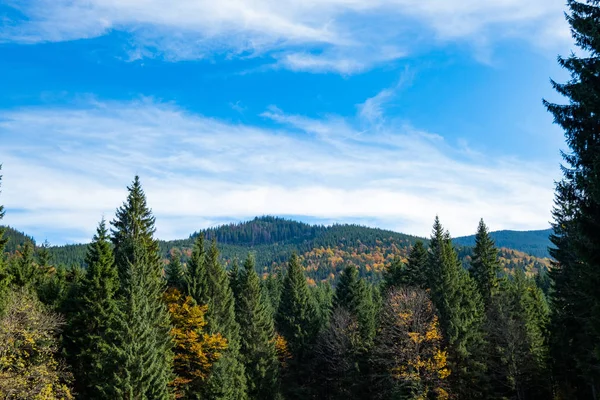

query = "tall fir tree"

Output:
[[333, 265, 376, 345], [110, 176, 173, 399], [63, 219, 122, 399], [485, 272, 551, 399], [426, 217, 486, 398], [235, 254, 279, 399], [543, 0, 600, 396], [405, 241, 429, 289], [166, 248, 185, 291], [9, 241, 39, 288], [184, 234, 208, 305], [470, 219, 500, 306], [276, 253, 319, 399], [199, 239, 248, 400]]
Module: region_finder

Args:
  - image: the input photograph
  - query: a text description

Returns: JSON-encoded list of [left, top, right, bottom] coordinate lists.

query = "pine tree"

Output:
[[543, 0, 600, 396], [333, 265, 376, 345], [166, 248, 185, 291], [235, 254, 279, 399], [64, 219, 122, 399], [110, 176, 173, 399], [470, 219, 500, 306], [426, 217, 485, 398], [276, 253, 319, 398], [199, 239, 247, 400]]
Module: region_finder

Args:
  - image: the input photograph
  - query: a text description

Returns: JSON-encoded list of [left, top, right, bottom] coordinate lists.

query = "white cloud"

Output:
[[1, 0, 571, 73], [0, 97, 556, 244]]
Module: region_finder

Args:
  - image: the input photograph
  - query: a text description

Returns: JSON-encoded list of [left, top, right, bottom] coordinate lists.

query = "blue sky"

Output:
[[0, 0, 574, 244]]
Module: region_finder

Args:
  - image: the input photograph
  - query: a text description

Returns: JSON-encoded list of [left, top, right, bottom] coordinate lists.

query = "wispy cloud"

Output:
[[1, 0, 570, 73], [0, 96, 556, 244]]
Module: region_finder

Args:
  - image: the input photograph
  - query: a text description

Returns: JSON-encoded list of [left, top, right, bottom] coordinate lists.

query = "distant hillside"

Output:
[[454, 229, 552, 258], [2, 226, 35, 253], [3, 217, 553, 284]]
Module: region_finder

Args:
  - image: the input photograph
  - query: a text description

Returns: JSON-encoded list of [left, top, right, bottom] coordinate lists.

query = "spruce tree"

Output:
[[543, 0, 600, 396], [166, 248, 185, 290], [110, 176, 173, 399], [426, 217, 485, 398], [276, 253, 319, 398], [333, 265, 376, 344], [64, 219, 122, 399], [381, 257, 405, 293], [9, 241, 38, 288], [235, 255, 279, 399], [229, 258, 242, 303], [184, 234, 208, 304], [404, 241, 429, 289], [199, 239, 248, 400], [470, 219, 500, 306]]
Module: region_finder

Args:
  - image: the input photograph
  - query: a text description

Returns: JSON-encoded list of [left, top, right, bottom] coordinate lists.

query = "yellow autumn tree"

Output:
[[164, 288, 228, 398], [372, 287, 450, 400], [0, 288, 73, 400]]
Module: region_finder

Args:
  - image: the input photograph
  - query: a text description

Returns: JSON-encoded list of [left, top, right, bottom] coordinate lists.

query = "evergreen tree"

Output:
[[199, 239, 248, 400], [166, 248, 185, 291], [405, 241, 429, 289], [229, 258, 242, 304], [9, 241, 39, 288], [276, 253, 319, 398], [381, 257, 405, 294], [426, 217, 485, 398], [183, 234, 208, 305], [311, 281, 334, 333], [470, 219, 500, 305], [110, 176, 173, 399], [333, 265, 376, 344], [235, 255, 279, 399], [263, 272, 283, 314], [543, 0, 600, 396], [485, 272, 551, 399], [64, 219, 122, 399]]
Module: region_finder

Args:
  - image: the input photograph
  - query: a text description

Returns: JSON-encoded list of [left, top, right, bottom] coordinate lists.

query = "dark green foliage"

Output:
[[183, 234, 208, 305], [543, 0, 600, 396], [311, 281, 334, 333], [426, 217, 486, 398], [276, 253, 320, 399], [454, 229, 552, 258], [485, 272, 551, 399], [403, 241, 429, 289], [9, 241, 40, 288], [470, 219, 500, 306], [263, 272, 283, 313], [333, 265, 376, 345], [63, 220, 122, 399], [110, 176, 173, 399], [199, 239, 248, 400], [36, 240, 52, 269], [235, 255, 279, 399], [166, 248, 185, 290], [37, 263, 84, 310], [313, 308, 362, 400]]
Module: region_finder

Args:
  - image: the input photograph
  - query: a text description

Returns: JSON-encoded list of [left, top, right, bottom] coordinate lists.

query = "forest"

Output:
[[0, 0, 598, 399]]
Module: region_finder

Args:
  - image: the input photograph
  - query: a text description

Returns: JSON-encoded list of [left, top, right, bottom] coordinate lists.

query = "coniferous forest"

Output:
[[0, 1, 599, 399]]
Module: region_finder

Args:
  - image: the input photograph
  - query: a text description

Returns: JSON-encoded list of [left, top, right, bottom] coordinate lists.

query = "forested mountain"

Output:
[[454, 228, 552, 258], [1, 216, 552, 285]]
